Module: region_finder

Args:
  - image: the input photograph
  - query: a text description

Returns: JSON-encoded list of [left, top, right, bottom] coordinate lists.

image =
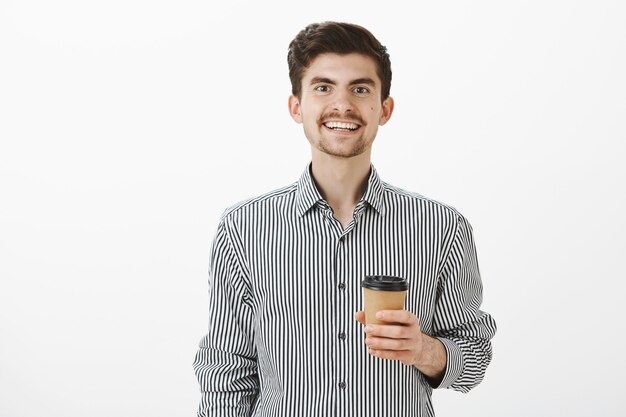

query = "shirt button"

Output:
[[338, 283, 346, 290], [339, 382, 346, 389], [338, 332, 346, 340]]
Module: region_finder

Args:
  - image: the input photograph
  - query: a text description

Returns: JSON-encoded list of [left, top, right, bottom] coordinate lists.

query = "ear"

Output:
[[378, 96, 394, 126], [288, 95, 303, 124]]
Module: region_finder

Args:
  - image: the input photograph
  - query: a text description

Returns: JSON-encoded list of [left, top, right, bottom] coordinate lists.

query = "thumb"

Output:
[[354, 311, 366, 325]]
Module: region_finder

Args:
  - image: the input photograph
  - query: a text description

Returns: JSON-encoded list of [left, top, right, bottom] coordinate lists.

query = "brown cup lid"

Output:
[[361, 275, 408, 291]]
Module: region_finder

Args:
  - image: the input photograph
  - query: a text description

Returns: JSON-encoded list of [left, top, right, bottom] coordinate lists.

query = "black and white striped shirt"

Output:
[[193, 164, 496, 417]]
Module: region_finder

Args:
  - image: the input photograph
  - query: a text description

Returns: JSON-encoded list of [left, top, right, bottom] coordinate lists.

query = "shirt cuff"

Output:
[[433, 337, 464, 389]]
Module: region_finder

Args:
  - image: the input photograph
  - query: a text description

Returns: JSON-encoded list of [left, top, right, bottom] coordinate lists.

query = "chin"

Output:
[[318, 145, 368, 159]]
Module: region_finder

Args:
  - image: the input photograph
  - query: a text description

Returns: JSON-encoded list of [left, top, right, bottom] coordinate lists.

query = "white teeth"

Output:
[[324, 121, 359, 130]]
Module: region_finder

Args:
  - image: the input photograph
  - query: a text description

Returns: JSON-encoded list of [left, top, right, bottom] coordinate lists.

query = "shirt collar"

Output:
[[295, 163, 386, 217]]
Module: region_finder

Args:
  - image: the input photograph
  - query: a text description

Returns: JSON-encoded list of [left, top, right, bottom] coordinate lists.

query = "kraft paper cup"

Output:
[[361, 275, 408, 325]]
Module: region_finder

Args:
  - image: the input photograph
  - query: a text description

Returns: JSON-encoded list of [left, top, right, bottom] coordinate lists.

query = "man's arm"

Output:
[[430, 213, 497, 391], [355, 214, 496, 392], [193, 218, 259, 416]]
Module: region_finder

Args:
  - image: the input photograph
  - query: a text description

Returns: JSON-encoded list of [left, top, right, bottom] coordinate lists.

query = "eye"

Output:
[[314, 85, 331, 92], [353, 86, 370, 94]]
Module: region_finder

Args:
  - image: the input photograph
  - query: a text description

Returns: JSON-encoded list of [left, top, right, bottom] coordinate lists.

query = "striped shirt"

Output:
[[193, 164, 496, 417]]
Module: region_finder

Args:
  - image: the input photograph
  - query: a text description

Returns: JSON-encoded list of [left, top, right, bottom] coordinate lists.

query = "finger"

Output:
[[369, 348, 412, 362], [354, 311, 366, 325], [376, 310, 419, 327], [365, 336, 411, 351], [365, 324, 412, 339]]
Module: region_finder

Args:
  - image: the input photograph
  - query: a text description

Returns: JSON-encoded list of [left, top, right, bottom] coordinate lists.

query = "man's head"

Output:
[[288, 22, 392, 102], [287, 22, 394, 160]]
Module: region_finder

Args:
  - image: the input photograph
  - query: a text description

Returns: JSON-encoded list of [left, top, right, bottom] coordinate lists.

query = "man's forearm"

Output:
[[414, 334, 447, 385]]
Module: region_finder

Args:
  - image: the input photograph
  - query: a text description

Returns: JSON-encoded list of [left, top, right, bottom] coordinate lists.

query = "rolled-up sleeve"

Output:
[[193, 218, 258, 416], [432, 214, 497, 392]]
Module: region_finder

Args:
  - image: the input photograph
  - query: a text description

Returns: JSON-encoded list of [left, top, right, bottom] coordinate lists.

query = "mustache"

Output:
[[318, 112, 364, 125]]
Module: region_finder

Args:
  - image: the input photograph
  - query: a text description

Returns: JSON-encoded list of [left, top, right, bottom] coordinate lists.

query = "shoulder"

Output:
[[218, 182, 298, 223], [382, 182, 466, 220], [381, 182, 475, 241]]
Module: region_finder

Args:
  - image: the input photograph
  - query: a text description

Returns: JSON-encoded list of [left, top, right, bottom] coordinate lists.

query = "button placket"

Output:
[[334, 233, 349, 404]]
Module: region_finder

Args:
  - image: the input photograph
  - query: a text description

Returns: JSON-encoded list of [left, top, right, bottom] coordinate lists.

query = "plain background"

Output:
[[1, 1, 625, 416]]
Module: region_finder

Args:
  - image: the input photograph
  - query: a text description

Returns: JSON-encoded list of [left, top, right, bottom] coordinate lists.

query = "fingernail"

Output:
[[376, 311, 384, 319]]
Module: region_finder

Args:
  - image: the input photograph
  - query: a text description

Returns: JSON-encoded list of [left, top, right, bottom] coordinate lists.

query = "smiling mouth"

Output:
[[323, 121, 361, 132]]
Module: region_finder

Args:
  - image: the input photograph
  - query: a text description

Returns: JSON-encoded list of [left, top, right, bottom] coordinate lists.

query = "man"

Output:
[[194, 21, 496, 417]]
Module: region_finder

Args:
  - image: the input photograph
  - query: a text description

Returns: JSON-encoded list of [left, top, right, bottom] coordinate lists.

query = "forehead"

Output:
[[303, 53, 381, 85]]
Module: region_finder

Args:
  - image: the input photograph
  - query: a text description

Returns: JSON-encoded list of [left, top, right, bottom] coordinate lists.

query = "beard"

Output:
[[314, 135, 370, 158]]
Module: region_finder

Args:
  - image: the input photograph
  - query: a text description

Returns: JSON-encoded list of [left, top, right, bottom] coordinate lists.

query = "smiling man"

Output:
[[290, 53, 389, 159], [193, 22, 496, 417]]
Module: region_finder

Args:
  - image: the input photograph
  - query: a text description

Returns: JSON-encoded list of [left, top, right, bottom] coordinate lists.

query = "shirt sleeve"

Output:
[[431, 214, 497, 392], [193, 218, 259, 416]]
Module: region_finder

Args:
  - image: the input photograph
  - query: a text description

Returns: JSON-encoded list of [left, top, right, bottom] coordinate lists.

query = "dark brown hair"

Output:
[[287, 22, 392, 101]]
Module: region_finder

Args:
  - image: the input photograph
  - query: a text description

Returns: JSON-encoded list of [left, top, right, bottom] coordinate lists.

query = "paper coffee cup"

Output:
[[361, 275, 408, 325]]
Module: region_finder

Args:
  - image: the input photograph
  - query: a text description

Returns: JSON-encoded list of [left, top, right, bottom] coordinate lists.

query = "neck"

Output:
[[310, 151, 371, 216]]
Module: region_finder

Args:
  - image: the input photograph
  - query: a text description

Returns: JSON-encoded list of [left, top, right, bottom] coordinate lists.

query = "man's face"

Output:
[[288, 53, 393, 159]]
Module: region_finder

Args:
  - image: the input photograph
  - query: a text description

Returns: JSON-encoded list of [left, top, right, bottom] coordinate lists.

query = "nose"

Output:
[[330, 90, 354, 114]]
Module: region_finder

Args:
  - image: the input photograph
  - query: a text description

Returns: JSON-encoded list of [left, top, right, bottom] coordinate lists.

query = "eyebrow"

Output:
[[351, 78, 377, 87], [309, 77, 377, 87]]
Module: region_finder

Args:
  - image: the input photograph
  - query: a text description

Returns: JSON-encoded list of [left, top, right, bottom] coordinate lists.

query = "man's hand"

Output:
[[355, 310, 447, 383]]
